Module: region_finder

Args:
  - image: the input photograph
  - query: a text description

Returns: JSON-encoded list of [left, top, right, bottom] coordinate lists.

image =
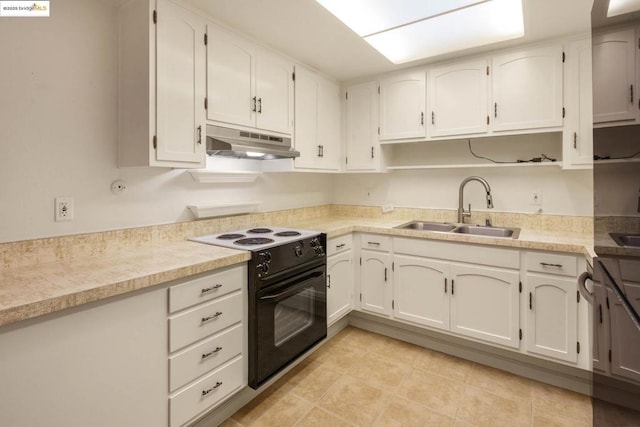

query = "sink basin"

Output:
[[610, 233, 640, 248], [394, 221, 457, 232], [452, 225, 521, 239]]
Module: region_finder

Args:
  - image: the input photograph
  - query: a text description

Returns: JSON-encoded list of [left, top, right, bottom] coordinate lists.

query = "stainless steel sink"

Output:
[[394, 221, 457, 232], [452, 225, 520, 239], [610, 233, 640, 248], [394, 221, 520, 239]]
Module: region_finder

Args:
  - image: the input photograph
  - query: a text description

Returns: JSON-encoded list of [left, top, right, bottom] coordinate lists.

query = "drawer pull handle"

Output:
[[201, 346, 223, 360], [367, 241, 380, 246], [540, 262, 563, 268], [201, 284, 223, 294], [202, 381, 223, 396], [336, 243, 346, 249], [201, 312, 223, 323]]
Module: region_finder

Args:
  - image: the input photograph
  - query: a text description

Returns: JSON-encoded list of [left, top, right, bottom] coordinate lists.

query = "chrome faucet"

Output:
[[458, 176, 494, 223]]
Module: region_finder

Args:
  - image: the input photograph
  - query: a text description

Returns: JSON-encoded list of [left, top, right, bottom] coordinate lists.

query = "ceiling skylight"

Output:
[[607, 0, 640, 17], [315, 0, 525, 64]]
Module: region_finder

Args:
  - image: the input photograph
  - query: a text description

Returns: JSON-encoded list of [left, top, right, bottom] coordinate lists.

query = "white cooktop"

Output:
[[189, 226, 320, 251]]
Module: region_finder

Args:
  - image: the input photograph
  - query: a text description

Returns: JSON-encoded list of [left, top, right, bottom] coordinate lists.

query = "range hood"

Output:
[[206, 125, 299, 160]]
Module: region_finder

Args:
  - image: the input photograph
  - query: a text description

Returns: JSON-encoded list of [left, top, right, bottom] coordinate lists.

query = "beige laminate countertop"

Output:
[[0, 215, 593, 328]]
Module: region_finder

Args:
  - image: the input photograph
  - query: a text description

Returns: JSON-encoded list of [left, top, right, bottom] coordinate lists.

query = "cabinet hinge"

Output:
[[606, 297, 610, 309], [204, 97, 208, 110], [577, 290, 580, 303], [152, 10, 157, 24], [519, 329, 522, 340], [360, 293, 362, 302], [345, 91, 348, 100], [153, 135, 157, 149], [562, 107, 566, 118], [377, 126, 380, 135], [345, 156, 348, 165], [577, 341, 580, 354], [292, 71, 295, 81], [359, 257, 362, 266], [204, 33, 207, 45], [609, 349, 612, 362], [377, 86, 380, 94], [562, 51, 566, 63], [392, 299, 395, 310], [392, 262, 395, 271], [486, 66, 489, 75], [486, 115, 490, 125], [519, 281, 522, 293], [638, 37, 640, 49]]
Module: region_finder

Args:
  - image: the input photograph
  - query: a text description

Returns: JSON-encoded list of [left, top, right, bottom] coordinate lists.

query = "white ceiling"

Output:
[[184, 0, 593, 81]]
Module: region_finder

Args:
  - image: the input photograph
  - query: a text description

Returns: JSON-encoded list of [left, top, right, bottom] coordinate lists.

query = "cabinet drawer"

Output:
[[170, 324, 243, 392], [169, 292, 243, 352], [170, 356, 245, 427], [327, 234, 353, 257], [527, 252, 578, 277], [394, 237, 519, 269], [360, 233, 392, 252], [169, 265, 246, 313]]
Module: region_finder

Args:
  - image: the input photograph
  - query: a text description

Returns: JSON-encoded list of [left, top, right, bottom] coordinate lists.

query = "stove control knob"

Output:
[[257, 262, 270, 275], [294, 246, 303, 257], [258, 251, 272, 262]]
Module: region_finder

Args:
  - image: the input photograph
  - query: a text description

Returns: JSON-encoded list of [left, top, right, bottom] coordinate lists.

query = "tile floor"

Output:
[[222, 326, 598, 426]]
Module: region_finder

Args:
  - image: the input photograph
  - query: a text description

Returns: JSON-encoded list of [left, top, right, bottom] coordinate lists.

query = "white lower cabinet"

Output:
[[168, 264, 248, 427], [393, 255, 449, 330], [0, 287, 168, 427], [360, 249, 393, 316], [525, 274, 578, 362], [327, 251, 354, 325], [450, 264, 520, 348]]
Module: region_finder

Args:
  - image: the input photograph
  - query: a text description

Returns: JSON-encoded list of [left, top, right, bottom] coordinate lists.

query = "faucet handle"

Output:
[[463, 203, 471, 218]]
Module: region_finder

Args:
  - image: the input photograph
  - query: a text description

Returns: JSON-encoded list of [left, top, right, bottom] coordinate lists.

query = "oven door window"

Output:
[[274, 287, 314, 346]]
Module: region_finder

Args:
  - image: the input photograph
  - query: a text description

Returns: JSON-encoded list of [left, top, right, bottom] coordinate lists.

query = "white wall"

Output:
[[333, 168, 593, 217], [0, 0, 333, 243]]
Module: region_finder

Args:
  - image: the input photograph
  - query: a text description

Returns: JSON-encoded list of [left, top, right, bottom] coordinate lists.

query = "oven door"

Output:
[[250, 265, 327, 388]]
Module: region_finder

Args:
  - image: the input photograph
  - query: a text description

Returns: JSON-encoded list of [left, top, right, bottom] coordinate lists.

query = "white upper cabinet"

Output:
[[428, 58, 489, 138], [294, 66, 341, 171], [592, 28, 637, 124], [563, 36, 593, 169], [207, 24, 294, 135], [492, 44, 564, 132], [119, 0, 206, 168], [379, 71, 426, 140], [345, 81, 381, 171]]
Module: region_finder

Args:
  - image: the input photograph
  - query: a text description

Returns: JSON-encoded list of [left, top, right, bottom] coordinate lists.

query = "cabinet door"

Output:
[[256, 53, 294, 135], [492, 44, 563, 131], [346, 81, 379, 171], [592, 28, 636, 124], [379, 72, 425, 140], [429, 59, 489, 137], [563, 37, 593, 169], [327, 251, 354, 325], [206, 24, 256, 129], [294, 67, 341, 171], [609, 284, 640, 383], [360, 250, 392, 316], [450, 264, 520, 348], [317, 77, 342, 170], [393, 255, 449, 330], [156, 0, 206, 165], [526, 274, 578, 363], [592, 282, 609, 372]]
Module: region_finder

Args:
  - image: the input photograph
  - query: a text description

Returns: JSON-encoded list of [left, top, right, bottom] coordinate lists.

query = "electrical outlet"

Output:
[[55, 197, 74, 222], [381, 204, 395, 213], [530, 191, 542, 206]]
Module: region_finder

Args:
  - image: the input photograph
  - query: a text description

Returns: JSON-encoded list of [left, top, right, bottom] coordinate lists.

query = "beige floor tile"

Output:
[[230, 378, 293, 425], [294, 406, 356, 427], [533, 408, 590, 427], [312, 340, 367, 374], [532, 381, 592, 425], [218, 417, 242, 427], [287, 360, 341, 403], [396, 367, 465, 417], [249, 393, 312, 427], [467, 363, 533, 400], [455, 384, 531, 427], [305, 337, 340, 364], [369, 336, 427, 365], [412, 348, 473, 383], [350, 351, 413, 390], [374, 396, 453, 427], [319, 375, 390, 426], [336, 326, 388, 350]]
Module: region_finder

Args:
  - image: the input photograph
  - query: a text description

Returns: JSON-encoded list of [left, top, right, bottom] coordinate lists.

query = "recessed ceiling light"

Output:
[[316, 0, 524, 64], [607, 0, 640, 17]]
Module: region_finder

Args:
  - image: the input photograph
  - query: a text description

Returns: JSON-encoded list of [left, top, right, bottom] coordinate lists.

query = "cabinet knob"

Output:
[[252, 96, 257, 112], [197, 125, 202, 144]]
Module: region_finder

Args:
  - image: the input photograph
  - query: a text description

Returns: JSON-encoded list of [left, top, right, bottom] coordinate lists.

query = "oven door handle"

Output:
[[259, 271, 324, 302]]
